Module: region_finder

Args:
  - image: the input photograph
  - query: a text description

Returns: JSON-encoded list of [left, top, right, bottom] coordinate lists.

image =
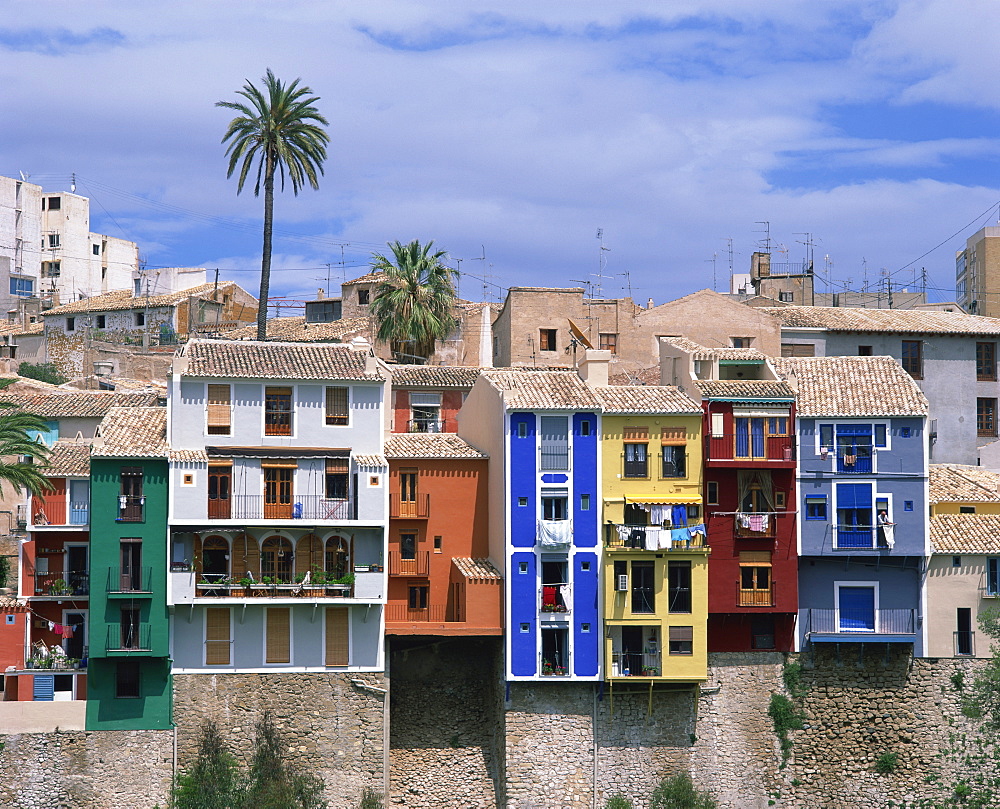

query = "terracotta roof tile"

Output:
[[931, 514, 1000, 553], [353, 454, 387, 467], [0, 596, 27, 612], [593, 386, 701, 414], [384, 433, 488, 459], [0, 391, 159, 419], [452, 557, 502, 580], [930, 464, 1000, 504], [43, 440, 91, 477], [659, 336, 769, 362], [181, 340, 383, 381], [343, 270, 388, 285], [42, 283, 245, 316], [773, 356, 928, 417], [695, 380, 795, 400], [387, 365, 482, 388], [762, 305, 1000, 335], [170, 449, 209, 463], [93, 407, 167, 457], [608, 367, 661, 386], [222, 316, 370, 343], [482, 370, 600, 410]]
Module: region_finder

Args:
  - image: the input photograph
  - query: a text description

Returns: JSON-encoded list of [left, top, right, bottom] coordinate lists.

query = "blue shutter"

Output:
[[32, 674, 55, 701], [839, 587, 875, 631]]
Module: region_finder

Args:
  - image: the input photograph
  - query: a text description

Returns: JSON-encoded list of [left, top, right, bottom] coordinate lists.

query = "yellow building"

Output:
[[593, 386, 708, 683]]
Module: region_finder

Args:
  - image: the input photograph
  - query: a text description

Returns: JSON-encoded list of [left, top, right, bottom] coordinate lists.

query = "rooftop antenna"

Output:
[[823, 254, 832, 291], [706, 253, 717, 292], [754, 221, 772, 253], [724, 237, 734, 289], [595, 229, 610, 299], [18, 171, 29, 181], [794, 232, 815, 271]]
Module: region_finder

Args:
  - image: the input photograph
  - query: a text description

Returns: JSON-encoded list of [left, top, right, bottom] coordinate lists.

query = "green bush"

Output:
[[782, 660, 806, 697], [359, 787, 384, 809], [875, 751, 899, 774], [173, 721, 243, 809], [604, 795, 634, 809], [18, 362, 67, 386], [649, 774, 718, 809], [768, 693, 804, 765], [0, 555, 9, 589]]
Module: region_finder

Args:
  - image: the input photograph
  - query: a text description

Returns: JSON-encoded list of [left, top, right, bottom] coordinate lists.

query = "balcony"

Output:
[[106, 566, 153, 595], [538, 519, 572, 547], [33, 570, 89, 597], [733, 513, 779, 539], [540, 583, 572, 618], [605, 524, 708, 551], [406, 418, 454, 434], [705, 434, 795, 464], [117, 496, 144, 522], [388, 550, 430, 576], [390, 493, 430, 519], [208, 494, 356, 521], [834, 450, 873, 474], [539, 652, 571, 677], [106, 624, 152, 653], [609, 650, 662, 678], [385, 604, 447, 622], [804, 608, 917, 640], [833, 525, 893, 551], [539, 448, 570, 472], [31, 501, 89, 527], [737, 581, 774, 607], [193, 574, 354, 599]]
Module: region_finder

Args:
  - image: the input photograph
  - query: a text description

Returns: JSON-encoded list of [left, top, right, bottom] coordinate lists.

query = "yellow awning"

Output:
[[625, 495, 702, 505]]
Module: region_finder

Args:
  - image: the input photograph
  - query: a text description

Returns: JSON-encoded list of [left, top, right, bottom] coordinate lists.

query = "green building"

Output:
[[85, 406, 171, 730]]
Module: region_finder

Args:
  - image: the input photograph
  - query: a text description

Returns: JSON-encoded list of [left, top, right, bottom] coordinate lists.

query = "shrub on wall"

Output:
[[648, 774, 717, 809], [18, 362, 67, 386]]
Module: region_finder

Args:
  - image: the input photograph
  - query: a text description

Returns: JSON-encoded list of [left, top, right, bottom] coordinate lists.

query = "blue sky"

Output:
[[3, 1, 1000, 309]]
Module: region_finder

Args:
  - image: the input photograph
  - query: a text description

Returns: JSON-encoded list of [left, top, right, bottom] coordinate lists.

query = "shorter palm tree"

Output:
[[369, 240, 459, 362], [0, 403, 52, 496]]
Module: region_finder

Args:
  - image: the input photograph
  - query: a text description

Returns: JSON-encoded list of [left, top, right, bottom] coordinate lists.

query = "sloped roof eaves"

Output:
[[43, 283, 236, 317], [183, 341, 384, 381], [762, 306, 1000, 336], [43, 441, 91, 477], [452, 557, 502, 580], [931, 514, 1000, 553], [384, 433, 488, 459], [0, 391, 160, 418], [388, 365, 482, 388], [482, 370, 601, 410], [929, 464, 1000, 504], [92, 407, 168, 458], [695, 380, 795, 400], [593, 386, 701, 414], [222, 316, 370, 343]]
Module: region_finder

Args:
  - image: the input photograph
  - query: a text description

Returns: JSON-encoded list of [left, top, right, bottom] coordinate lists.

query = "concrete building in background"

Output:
[[957, 226, 1000, 317]]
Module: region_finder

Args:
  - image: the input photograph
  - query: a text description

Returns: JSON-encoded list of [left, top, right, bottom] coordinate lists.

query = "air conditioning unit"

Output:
[[616, 574, 629, 592]]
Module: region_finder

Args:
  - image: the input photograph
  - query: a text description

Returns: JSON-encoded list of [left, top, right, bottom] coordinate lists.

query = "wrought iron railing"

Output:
[[34, 570, 89, 596], [213, 494, 355, 521], [106, 623, 152, 652], [806, 608, 916, 635], [610, 650, 662, 677], [705, 434, 795, 462], [106, 566, 153, 594]]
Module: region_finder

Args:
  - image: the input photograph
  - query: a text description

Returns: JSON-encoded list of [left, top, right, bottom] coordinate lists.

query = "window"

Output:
[[599, 333, 618, 353], [836, 483, 873, 548], [205, 607, 231, 665], [517, 422, 527, 438], [96, 315, 106, 329], [751, 616, 776, 649], [115, 660, 140, 698], [632, 561, 655, 614], [710, 412, 724, 438], [988, 558, 1000, 597], [42, 261, 60, 277], [905, 501, 914, 512], [978, 342, 997, 381], [325, 386, 349, 425], [960, 505, 975, 514], [265, 387, 293, 435], [858, 345, 873, 356], [580, 493, 590, 511], [46, 233, 60, 248], [706, 481, 719, 505], [409, 392, 441, 432], [261, 536, 293, 581], [539, 416, 569, 471], [408, 585, 429, 609], [325, 458, 349, 500], [957, 608, 974, 656], [580, 420, 591, 437], [805, 496, 827, 520], [46, 196, 61, 211], [518, 497, 528, 507], [519, 562, 528, 574], [775, 491, 786, 509], [400, 471, 417, 503], [953, 556, 962, 567], [66, 317, 75, 332], [624, 442, 648, 478], [667, 561, 691, 613], [400, 533, 416, 560], [731, 337, 752, 348], [135, 312, 145, 327], [119, 467, 144, 521], [93, 244, 101, 256], [874, 424, 887, 447], [539, 328, 557, 351], [433, 535, 442, 551], [520, 623, 530, 633], [900, 427, 912, 438], [661, 445, 686, 478], [668, 626, 693, 655], [10, 277, 33, 297], [781, 343, 815, 357], [979, 398, 998, 437], [325, 607, 349, 666], [208, 466, 231, 518], [265, 608, 291, 664], [542, 496, 568, 521], [902, 340, 923, 379], [739, 551, 772, 606], [581, 561, 590, 572], [778, 291, 794, 302], [357, 288, 370, 305], [206, 384, 231, 435]]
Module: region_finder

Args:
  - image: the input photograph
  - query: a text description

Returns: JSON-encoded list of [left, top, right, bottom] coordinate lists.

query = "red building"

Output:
[[388, 365, 480, 434], [384, 433, 501, 636]]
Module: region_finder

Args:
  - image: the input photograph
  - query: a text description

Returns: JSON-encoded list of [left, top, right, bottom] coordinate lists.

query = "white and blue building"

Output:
[[775, 356, 930, 655], [459, 364, 604, 681]]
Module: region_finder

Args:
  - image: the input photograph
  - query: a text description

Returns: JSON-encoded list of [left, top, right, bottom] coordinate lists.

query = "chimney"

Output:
[[647, 297, 654, 309], [577, 349, 612, 387], [317, 288, 325, 300], [350, 336, 378, 374]]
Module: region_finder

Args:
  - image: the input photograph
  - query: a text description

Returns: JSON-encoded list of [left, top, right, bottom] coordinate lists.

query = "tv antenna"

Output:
[[595, 229, 610, 298], [754, 221, 772, 253]]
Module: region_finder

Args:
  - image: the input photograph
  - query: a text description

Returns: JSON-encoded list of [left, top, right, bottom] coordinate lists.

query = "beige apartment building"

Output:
[[957, 226, 1000, 317]]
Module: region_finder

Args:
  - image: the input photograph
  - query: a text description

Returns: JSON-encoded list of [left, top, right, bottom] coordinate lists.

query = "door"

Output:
[[62, 611, 86, 661], [68, 480, 89, 524], [120, 540, 142, 591], [838, 586, 876, 632], [263, 466, 293, 519], [957, 607, 973, 655], [208, 467, 232, 519], [837, 425, 873, 473], [620, 625, 644, 676], [66, 545, 88, 595], [400, 472, 418, 518]]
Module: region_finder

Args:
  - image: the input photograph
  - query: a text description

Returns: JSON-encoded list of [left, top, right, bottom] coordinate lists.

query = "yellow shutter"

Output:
[[622, 426, 649, 441], [205, 608, 231, 665], [325, 607, 349, 666], [206, 385, 231, 429], [266, 607, 291, 664]]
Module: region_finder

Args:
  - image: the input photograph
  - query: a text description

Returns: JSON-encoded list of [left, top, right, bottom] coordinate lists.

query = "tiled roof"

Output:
[[931, 514, 1000, 553], [354, 454, 387, 467], [42, 283, 239, 316], [773, 356, 928, 417], [93, 407, 167, 457], [384, 433, 488, 459], [0, 595, 27, 612], [609, 367, 661, 386], [930, 464, 1000, 504], [761, 305, 1000, 335], [43, 440, 91, 476], [481, 370, 600, 410], [181, 340, 383, 381], [593, 386, 701, 414], [222, 316, 370, 343], [170, 449, 209, 463], [343, 270, 388, 285], [452, 557, 502, 580], [659, 336, 769, 362], [387, 365, 482, 388], [0, 391, 159, 418], [0, 321, 43, 337], [696, 380, 795, 400]]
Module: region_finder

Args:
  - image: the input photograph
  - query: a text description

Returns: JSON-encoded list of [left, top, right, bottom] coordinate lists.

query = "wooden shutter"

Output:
[[326, 458, 349, 473], [326, 387, 349, 425], [739, 551, 772, 565], [661, 427, 686, 445], [207, 385, 231, 431], [325, 607, 349, 666], [623, 426, 649, 441], [233, 533, 259, 579], [295, 534, 322, 577], [266, 607, 291, 664], [669, 626, 693, 641], [205, 608, 231, 665], [192, 535, 203, 574]]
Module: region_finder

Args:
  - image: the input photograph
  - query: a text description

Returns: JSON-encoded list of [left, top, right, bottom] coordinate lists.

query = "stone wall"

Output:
[[172, 672, 387, 809], [0, 730, 172, 809]]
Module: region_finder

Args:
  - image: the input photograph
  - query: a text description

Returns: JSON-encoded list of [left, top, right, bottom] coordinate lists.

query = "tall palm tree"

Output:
[[0, 403, 51, 497], [369, 240, 459, 362], [217, 69, 330, 341]]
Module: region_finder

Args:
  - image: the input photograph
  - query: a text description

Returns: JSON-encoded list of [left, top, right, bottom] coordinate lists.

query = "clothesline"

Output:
[[711, 510, 796, 516]]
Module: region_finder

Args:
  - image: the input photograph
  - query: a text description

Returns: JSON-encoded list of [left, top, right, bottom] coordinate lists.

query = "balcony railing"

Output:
[[406, 418, 454, 434], [955, 630, 976, 657], [541, 583, 572, 615], [22, 645, 87, 670], [833, 525, 894, 550], [835, 450, 873, 474], [194, 578, 354, 598], [107, 566, 153, 594], [389, 493, 430, 519], [106, 624, 152, 652], [388, 550, 430, 576], [610, 650, 662, 677], [31, 501, 89, 527], [705, 434, 795, 463], [211, 494, 355, 521], [540, 448, 570, 471], [805, 608, 916, 636], [117, 496, 144, 522], [34, 570, 89, 596], [385, 604, 447, 622], [734, 513, 779, 539], [605, 524, 707, 551], [540, 652, 571, 676], [737, 581, 774, 607]]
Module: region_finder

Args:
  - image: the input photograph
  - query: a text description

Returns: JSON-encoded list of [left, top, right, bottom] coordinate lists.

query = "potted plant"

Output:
[[48, 578, 71, 596]]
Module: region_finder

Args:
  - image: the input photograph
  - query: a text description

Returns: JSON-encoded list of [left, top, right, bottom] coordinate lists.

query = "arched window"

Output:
[[325, 536, 351, 580], [261, 536, 293, 583]]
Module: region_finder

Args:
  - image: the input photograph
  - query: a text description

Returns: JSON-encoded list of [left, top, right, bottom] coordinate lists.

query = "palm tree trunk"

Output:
[[257, 150, 276, 341]]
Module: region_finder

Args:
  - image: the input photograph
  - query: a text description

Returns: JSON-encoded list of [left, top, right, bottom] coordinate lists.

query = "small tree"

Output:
[[18, 361, 67, 386], [173, 721, 243, 809], [245, 711, 327, 809], [649, 774, 718, 809], [603, 795, 634, 809]]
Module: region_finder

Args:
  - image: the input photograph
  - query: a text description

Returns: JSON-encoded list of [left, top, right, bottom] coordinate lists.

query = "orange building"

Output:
[[384, 433, 501, 635], [387, 365, 480, 434]]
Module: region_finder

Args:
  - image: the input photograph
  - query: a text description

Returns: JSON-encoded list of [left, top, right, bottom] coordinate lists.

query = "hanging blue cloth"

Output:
[[671, 504, 688, 526], [671, 527, 689, 545]]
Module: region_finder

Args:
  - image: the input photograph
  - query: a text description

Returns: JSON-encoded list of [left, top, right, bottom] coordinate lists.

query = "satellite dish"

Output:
[[568, 319, 594, 349]]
